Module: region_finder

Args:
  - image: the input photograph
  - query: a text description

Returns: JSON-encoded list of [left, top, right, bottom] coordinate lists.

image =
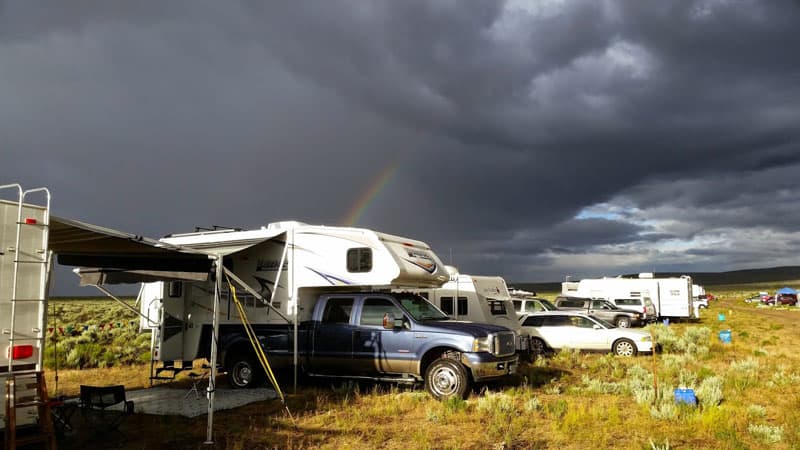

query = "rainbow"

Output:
[[342, 165, 397, 227]]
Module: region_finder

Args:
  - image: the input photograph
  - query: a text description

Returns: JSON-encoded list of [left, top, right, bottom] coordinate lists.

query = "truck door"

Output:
[[352, 297, 413, 375], [311, 297, 355, 374]]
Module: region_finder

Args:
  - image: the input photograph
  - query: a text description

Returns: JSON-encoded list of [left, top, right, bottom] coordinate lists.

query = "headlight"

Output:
[[473, 336, 494, 353]]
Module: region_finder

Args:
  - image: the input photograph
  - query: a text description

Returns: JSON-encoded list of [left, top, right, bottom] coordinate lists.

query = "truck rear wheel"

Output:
[[424, 358, 470, 400], [227, 354, 261, 389]]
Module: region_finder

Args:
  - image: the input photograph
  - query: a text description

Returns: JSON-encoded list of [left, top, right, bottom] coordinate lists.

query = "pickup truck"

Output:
[[553, 296, 646, 328], [221, 291, 519, 400]]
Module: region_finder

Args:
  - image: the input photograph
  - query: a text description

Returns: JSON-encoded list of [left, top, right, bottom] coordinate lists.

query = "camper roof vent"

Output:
[[267, 221, 309, 230], [638, 272, 654, 279]]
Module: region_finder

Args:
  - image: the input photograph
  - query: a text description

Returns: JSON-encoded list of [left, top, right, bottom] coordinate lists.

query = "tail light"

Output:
[[9, 345, 34, 360]]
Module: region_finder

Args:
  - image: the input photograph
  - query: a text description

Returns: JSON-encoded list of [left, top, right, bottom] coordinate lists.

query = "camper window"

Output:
[[488, 300, 507, 316], [322, 298, 354, 324], [457, 297, 468, 315], [360, 298, 404, 327], [168, 282, 182, 298], [347, 248, 372, 273], [440, 297, 454, 315]]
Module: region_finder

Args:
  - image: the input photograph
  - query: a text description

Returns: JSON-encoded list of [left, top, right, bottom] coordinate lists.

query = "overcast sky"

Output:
[[2, 0, 799, 294]]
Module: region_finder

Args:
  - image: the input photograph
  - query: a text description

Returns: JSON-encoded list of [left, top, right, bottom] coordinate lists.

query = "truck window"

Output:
[[457, 297, 468, 315], [512, 300, 522, 312], [360, 298, 404, 326], [488, 300, 507, 316], [322, 298, 354, 324], [346, 248, 372, 273]]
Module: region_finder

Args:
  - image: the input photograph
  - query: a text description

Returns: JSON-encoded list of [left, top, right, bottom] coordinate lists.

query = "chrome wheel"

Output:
[[424, 358, 470, 400]]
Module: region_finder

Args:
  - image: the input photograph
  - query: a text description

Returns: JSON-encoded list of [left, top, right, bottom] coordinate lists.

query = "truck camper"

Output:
[[408, 269, 527, 353], [134, 223, 518, 396]]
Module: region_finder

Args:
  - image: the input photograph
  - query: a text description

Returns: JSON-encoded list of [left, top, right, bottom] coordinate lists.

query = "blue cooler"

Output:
[[673, 388, 697, 406], [719, 330, 732, 343]]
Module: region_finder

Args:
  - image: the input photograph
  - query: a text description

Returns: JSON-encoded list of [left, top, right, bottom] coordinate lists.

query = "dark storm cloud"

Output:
[[1, 0, 799, 292]]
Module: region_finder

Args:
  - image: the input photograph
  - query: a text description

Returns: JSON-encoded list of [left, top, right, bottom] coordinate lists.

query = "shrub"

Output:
[[748, 424, 783, 444], [746, 404, 766, 418], [696, 376, 723, 407], [545, 399, 568, 419]]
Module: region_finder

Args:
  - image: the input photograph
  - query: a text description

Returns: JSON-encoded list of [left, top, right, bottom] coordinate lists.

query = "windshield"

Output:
[[396, 293, 449, 321]]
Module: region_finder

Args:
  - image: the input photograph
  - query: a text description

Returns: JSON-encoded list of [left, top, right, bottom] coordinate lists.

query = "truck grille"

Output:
[[494, 331, 516, 356]]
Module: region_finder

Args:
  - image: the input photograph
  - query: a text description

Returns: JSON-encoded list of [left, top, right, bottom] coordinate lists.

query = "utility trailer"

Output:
[[562, 274, 695, 319], [134, 221, 452, 387], [1, 184, 51, 430]]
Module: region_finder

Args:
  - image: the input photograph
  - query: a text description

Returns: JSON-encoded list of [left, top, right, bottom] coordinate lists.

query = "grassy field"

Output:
[[48, 283, 800, 449]]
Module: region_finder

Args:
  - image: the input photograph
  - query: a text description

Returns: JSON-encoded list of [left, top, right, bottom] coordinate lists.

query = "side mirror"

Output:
[[394, 318, 405, 329], [593, 324, 601, 330]]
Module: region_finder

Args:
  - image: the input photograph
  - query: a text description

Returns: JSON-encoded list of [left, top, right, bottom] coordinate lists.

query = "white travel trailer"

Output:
[[408, 270, 526, 352], [135, 221, 451, 379], [1, 185, 51, 430], [562, 274, 695, 319]]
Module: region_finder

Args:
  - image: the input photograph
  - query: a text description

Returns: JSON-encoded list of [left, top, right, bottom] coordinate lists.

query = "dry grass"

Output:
[[51, 283, 800, 449]]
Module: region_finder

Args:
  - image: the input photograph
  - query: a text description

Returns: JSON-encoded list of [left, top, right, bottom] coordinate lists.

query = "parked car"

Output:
[[776, 293, 798, 306], [518, 311, 653, 356], [512, 297, 558, 317], [553, 296, 645, 328], [610, 297, 657, 322]]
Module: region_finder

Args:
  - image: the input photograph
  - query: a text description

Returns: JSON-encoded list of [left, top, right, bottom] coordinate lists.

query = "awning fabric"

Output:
[[776, 287, 797, 295], [49, 216, 282, 285]]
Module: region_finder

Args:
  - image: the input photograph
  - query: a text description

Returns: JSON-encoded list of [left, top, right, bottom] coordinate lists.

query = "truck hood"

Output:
[[419, 320, 513, 337]]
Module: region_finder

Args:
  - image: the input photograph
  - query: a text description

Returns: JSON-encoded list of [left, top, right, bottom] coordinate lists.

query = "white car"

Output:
[[519, 311, 653, 356]]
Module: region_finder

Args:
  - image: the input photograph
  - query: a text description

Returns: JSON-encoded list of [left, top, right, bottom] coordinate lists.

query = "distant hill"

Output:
[[511, 266, 800, 294]]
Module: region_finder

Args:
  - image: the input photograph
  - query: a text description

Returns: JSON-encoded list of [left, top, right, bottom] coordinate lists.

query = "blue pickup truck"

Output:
[[222, 291, 519, 399]]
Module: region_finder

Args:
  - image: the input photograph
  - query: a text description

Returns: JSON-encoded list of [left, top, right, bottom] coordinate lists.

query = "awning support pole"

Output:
[[205, 255, 222, 445], [90, 284, 153, 323]]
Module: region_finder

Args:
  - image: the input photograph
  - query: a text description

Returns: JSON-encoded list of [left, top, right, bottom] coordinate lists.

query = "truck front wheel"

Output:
[[424, 358, 471, 400], [227, 354, 260, 389]]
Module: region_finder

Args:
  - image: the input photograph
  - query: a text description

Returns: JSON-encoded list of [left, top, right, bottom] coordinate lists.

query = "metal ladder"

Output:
[[1, 184, 51, 376]]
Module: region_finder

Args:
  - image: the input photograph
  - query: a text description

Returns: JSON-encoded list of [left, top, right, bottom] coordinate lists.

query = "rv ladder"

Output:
[[2, 185, 51, 376]]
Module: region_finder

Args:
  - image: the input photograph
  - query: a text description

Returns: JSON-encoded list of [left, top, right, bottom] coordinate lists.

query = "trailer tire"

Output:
[[227, 354, 261, 389], [615, 316, 631, 328], [424, 358, 470, 400]]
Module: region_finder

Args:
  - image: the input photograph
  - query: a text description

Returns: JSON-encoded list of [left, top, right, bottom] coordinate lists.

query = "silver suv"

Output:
[[553, 297, 645, 328]]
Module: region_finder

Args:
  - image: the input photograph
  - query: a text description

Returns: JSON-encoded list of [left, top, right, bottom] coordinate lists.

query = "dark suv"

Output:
[[553, 296, 645, 328]]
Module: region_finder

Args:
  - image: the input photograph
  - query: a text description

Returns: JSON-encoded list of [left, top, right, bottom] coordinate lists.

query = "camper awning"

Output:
[[49, 216, 285, 285]]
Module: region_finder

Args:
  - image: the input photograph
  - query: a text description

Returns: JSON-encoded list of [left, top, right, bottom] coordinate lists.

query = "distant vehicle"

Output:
[[519, 311, 653, 356], [562, 275, 695, 319], [553, 297, 646, 328], [776, 293, 798, 306], [609, 297, 657, 322], [511, 297, 558, 317]]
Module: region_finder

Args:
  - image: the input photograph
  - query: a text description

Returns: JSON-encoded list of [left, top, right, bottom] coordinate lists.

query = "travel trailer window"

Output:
[[168, 281, 182, 298], [321, 298, 354, 324], [346, 248, 372, 272], [488, 300, 507, 316], [629, 292, 641, 298], [457, 297, 468, 315], [360, 298, 404, 327]]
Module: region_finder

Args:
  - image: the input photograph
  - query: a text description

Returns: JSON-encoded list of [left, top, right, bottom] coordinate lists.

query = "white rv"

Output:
[[408, 270, 527, 352], [562, 274, 695, 319], [1, 185, 51, 429], [136, 221, 451, 384]]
